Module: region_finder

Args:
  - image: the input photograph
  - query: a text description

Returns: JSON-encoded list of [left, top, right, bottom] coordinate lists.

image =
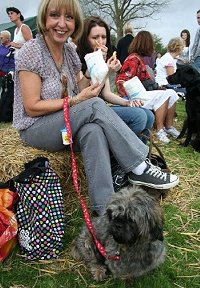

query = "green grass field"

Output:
[[0, 101, 200, 288]]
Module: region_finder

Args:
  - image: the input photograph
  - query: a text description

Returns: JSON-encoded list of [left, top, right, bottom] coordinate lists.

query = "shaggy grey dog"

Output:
[[71, 186, 166, 281]]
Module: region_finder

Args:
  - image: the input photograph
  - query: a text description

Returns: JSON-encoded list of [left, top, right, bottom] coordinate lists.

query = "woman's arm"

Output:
[[20, 70, 102, 117], [19, 71, 64, 117], [102, 79, 128, 105], [21, 25, 33, 41], [102, 79, 143, 107], [166, 65, 175, 76]]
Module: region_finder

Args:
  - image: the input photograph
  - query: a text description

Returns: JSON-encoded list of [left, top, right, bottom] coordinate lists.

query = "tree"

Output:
[[153, 34, 167, 55], [80, 0, 171, 41]]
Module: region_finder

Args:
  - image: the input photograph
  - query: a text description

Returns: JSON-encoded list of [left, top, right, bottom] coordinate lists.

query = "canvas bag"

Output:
[[14, 157, 65, 260], [0, 182, 18, 262]]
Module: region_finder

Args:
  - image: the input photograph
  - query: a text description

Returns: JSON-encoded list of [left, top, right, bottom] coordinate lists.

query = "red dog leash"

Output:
[[63, 97, 119, 261]]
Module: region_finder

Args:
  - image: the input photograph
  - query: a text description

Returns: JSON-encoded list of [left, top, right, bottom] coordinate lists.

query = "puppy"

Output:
[[167, 65, 200, 152], [71, 186, 166, 281]]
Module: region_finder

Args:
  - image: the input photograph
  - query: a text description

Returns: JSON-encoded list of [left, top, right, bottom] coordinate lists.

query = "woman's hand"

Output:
[[127, 99, 144, 107], [107, 56, 122, 73], [94, 40, 108, 61], [78, 83, 102, 101]]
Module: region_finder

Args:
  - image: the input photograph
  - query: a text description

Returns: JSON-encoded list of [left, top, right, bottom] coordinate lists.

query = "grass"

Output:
[[0, 101, 200, 288]]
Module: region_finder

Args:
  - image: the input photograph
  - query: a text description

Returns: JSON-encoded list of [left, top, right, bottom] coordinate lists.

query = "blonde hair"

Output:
[[0, 30, 11, 40], [123, 22, 134, 35], [167, 37, 184, 53], [37, 0, 83, 41]]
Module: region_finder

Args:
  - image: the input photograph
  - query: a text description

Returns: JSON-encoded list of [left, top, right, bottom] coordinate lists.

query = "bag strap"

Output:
[[63, 97, 119, 261], [12, 157, 49, 184], [148, 130, 166, 161], [141, 129, 166, 161]]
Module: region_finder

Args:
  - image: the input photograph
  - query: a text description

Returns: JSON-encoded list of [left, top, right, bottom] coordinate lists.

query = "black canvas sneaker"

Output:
[[128, 159, 179, 189]]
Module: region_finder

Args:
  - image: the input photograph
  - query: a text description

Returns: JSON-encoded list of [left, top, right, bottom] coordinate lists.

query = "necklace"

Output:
[[44, 37, 64, 74], [44, 37, 69, 97], [49, 49, 64, 74]]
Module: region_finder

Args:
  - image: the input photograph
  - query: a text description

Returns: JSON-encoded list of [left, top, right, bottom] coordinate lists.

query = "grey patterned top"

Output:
[[13, 34, 81, 130]]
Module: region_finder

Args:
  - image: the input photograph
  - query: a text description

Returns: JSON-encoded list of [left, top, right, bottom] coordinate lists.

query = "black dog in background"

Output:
[[167, 65, 200, 152], [0, 73, 14, 122]]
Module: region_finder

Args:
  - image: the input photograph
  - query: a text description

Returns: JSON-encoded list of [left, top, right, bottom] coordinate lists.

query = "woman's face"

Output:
[[7, 11, 20, 22], [45, 6, 75, 45], [181, 32, 188, 41], [88, 25, 107, 50]]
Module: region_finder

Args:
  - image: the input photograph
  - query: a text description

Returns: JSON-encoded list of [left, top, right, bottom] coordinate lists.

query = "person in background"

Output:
[[155, 37, 186, 95], [144, 50, 157, 70], [13, 0, 179, 216], [176, 29, 190, 69], [190, 9, 200, 73], [116, 22, 134, 65], [0, 30, 15, 76], [155, 52, 162, 67], [116, 31, 180, 144], [6, 7, 33, 58], [76, 16, 154, 140]]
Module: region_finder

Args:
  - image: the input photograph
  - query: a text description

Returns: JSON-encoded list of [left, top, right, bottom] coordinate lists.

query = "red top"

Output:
[[116, 53, 151, 96]]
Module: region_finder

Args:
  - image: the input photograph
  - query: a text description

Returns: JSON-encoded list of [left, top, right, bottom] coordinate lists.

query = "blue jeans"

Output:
[[192, 56, 200, 73], [111, 105, 154, 139]]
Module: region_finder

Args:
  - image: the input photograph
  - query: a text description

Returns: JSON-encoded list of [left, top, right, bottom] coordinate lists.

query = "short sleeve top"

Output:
[[155, 52, 177, 86], [13, 34, 82, 130]]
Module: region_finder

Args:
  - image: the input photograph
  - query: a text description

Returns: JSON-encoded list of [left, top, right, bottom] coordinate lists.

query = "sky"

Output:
[[0, 0, 199, 46]]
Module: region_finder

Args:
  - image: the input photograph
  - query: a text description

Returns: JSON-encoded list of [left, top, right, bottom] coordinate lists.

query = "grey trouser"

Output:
[[20, 98, 148, 214]]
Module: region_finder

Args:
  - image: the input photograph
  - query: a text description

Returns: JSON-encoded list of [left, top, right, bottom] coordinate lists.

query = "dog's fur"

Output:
[[167, 65, 200, 152], [71, 186, 166, 281]]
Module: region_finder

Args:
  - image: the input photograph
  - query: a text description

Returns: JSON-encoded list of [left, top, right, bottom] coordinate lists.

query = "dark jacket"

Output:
[[116, 34, 134, 65]]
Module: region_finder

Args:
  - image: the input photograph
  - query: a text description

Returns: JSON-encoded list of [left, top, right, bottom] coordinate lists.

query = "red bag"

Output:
[[0, 182, 18, 262]]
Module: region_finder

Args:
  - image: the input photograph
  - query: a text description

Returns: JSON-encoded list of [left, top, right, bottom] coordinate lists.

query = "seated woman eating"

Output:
[[76, 16, 155, 141], [116, 30, 180, 144], [13, 0, 179, 216]]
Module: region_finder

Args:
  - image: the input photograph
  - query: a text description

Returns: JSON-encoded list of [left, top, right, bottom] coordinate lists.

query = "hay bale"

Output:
[[0, 127, 88, 208]]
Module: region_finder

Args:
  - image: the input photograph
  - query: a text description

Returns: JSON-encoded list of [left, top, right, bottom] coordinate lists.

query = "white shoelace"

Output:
[[146, 161, 167, 181]]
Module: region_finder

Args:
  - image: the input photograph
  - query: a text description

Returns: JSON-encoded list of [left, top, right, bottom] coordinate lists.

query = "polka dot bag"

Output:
[[14, 157, 65, 260]]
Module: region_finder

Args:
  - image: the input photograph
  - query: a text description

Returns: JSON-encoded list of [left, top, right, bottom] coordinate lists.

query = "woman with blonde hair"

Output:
[[13, 0, 179, 216], [155, 37, 185, 95]]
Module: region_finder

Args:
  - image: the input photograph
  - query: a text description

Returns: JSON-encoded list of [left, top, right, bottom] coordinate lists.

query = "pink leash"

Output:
[[63, 97, 119, 261]]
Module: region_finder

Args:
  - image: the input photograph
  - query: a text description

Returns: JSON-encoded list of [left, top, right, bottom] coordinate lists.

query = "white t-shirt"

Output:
[[155, 52, 177, 86]]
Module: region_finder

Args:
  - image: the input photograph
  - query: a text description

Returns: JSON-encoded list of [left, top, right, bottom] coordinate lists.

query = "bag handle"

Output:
[[12, 157, 48, 184], [141, 129, 166, 162]]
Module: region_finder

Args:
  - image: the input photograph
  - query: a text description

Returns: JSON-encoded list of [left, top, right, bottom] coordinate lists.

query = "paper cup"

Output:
[[60, 128, 72, 145]]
